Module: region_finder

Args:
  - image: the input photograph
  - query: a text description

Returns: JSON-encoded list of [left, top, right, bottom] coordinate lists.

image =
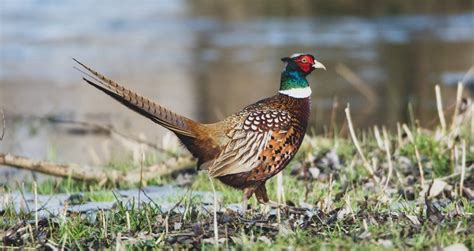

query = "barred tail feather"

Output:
[[74, 59, 197, 138]]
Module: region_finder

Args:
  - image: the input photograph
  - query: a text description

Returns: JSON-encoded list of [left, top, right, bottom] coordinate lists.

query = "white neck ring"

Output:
[[279, 86, 312, 98]]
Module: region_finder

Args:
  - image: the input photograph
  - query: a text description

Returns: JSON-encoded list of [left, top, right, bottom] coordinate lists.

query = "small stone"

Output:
[[308, 167, 320, 179], [192, 223, 203, 236], [325, 149, 341, 169], [299, 201, 314, 209], [398, 156, 413, 170], [377, 239, 393, 248], [175, 173, 193, 186], [406, 214, 420, 225], [278, 225, 293, 236], [358, 229, 371, 239], [84, 211, 97, 224], [257, 236, 272, 245], [462, 187, 474, 199], [428, 179, 447, 198], [336, 207, 351, 220], [443, 243, 468, 251], [66, 193, 89, 205]]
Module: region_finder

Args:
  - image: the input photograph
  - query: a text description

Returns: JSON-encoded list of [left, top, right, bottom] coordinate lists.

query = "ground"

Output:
[[1, 118, 473, 250]]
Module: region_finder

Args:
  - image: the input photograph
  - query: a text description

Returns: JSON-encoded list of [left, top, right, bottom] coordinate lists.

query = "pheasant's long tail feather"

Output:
[[74, 58, 197, 138]]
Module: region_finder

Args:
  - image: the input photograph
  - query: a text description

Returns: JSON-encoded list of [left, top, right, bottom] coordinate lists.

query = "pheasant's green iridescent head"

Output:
[[279, 53, 326, 98]]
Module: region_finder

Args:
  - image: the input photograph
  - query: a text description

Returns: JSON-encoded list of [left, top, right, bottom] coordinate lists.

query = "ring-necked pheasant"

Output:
[[74, 53, 325, 211]]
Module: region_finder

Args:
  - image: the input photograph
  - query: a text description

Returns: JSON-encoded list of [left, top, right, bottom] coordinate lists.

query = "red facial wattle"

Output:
[[298, 62, 311, 72], [295, 55, 314, 73]]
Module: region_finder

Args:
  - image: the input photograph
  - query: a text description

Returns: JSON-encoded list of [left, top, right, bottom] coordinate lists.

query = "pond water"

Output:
[[0, 185, 218, 217], [0, 0, 473, 180]]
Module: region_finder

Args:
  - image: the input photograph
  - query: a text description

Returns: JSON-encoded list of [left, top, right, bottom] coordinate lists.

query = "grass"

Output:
[[399, 133, 452, 177], [1, 95, 473, 249]]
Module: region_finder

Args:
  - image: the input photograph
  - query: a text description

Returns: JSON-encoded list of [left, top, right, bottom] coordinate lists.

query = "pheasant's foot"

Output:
[[263, 200, 287, 208]]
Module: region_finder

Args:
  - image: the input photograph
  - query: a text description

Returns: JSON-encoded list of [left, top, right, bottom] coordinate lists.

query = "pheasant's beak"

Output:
[[312, 60, 326, 71]]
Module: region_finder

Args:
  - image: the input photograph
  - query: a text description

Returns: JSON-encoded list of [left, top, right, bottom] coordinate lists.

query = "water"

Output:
[[0, 185, 218, 217], [1, 1, 473, 180]]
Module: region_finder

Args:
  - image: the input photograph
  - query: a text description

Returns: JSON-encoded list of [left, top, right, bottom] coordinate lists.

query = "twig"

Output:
[[345, 106, 368, 165], [101, 209, 108, 239], [145, 207, 152, 233], [34, 182, 38, 229], [276, 172, 285, 224], [164, 214, 169, 236], [402, 124, 425, 187], [396, 122, 403, 148], [61, 233, 68, 251], [374, 125, 384, 150], [460, 140, 466, 197], [382, 128, 393, 190], [461, 66, 474, 83], [408, 103, 416, 129], [277, 172, 286, 205], [0, 152, 194, 184], [27, 224, 35, 245], [472, 100, 474, 141], [371, 157, 378, 175], [386, 126, 405, 187], [0, 107, 5, 141], [451, 83, 464, 130], [345, 105, 376, 182], [435, 85, 446, 132], [115, 232, 122, 251], [141, 189, 161, 209], [345, 195, 356, 222], [323, 174, 333, 214], [126, 211, 131, 232], [207, 174, 219, 244], [329, 96, 339, 138], [138, 151, 145, 205]]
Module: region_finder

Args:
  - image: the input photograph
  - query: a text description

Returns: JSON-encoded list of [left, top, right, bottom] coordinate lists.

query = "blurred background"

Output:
[[1, 0, 473, 180]]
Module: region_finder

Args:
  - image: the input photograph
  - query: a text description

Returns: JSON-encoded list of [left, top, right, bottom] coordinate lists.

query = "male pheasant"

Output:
[[74, 53, 325, 211]]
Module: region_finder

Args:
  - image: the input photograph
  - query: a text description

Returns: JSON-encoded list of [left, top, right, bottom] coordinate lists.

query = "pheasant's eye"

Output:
[[301, 58, 308, 63]]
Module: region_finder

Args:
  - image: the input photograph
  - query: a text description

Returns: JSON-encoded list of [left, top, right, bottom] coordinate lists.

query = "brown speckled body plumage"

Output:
[[74, 53, 322, 210], [209, 95, 310, 203]]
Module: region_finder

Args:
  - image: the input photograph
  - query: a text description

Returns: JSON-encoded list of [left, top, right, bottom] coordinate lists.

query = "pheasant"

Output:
[[74, 53, 325, 211]]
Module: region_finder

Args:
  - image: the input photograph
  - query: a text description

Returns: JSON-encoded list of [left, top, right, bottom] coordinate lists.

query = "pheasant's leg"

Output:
[[255, 183, 269, 204], [255, 184, 286, 208], [241, 187, 255, 214]]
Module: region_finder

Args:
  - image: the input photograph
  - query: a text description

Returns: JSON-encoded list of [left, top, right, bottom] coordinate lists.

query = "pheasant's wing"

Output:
[[207, 109, 292, 177]]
